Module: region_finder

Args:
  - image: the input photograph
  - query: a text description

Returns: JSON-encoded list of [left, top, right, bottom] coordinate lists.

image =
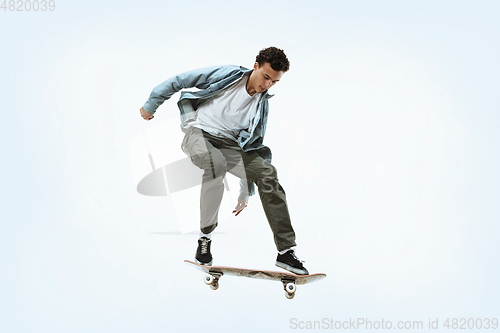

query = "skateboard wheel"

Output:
[[285, 282, 296, 294], [285, 292, 295, 299], [204, 275, 214, 285], [210, 281, 219, 290]]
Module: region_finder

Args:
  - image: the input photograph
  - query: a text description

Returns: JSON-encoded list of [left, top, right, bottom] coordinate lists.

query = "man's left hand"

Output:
[[232, 200, 248, 216]]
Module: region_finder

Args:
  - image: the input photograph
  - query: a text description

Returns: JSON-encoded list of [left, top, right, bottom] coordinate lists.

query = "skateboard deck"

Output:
[[184, 260, 326, 299]]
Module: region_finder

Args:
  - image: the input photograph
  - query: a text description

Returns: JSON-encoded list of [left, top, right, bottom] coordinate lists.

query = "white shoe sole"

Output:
[[195, 258, 213, 266], [275, 261, 309, 275]]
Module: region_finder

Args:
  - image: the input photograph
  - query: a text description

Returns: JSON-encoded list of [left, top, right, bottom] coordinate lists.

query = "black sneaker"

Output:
[[195, 237, 213, 266], [275, 249, 309, 275]]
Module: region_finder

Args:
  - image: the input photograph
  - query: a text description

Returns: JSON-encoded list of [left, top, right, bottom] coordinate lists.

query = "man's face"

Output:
[[251, 62, 284, 93]]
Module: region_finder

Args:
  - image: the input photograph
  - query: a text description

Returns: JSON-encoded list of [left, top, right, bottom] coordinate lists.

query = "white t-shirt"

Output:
[[192, 74, 261, 141]]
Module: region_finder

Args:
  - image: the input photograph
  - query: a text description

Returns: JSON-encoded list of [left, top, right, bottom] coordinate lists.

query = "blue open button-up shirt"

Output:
[[142, 65, 275, 200]]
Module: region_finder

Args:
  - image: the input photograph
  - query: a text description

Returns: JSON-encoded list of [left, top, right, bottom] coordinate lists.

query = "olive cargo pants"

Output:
[[181, 126, 296, 252]]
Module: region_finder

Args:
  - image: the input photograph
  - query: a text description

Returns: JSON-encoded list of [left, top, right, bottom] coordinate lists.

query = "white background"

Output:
[[1, 0, 499, 332]]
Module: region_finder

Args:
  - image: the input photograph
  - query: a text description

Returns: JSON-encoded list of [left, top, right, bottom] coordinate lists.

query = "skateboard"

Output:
[[184, 260, 326, 299]]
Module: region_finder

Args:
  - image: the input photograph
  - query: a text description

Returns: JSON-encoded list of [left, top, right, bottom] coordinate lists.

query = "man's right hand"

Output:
[[140, 107, 154, 121]]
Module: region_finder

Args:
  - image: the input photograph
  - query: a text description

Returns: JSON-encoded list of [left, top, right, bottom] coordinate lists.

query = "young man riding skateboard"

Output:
[[140, 47, 308, 275]]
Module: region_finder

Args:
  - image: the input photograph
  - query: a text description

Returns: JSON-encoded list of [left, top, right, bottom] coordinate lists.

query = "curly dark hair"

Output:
[[255, 47, 290, 72]]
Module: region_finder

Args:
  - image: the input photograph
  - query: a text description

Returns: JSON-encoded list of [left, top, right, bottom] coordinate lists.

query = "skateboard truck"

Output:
[[204, 271, 223, 290], [281, 279, 297, 299]]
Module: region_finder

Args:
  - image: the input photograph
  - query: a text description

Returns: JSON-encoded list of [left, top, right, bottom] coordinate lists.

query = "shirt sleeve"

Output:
[[142, 65, 242, 114], [238, 179, 255, 202]]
